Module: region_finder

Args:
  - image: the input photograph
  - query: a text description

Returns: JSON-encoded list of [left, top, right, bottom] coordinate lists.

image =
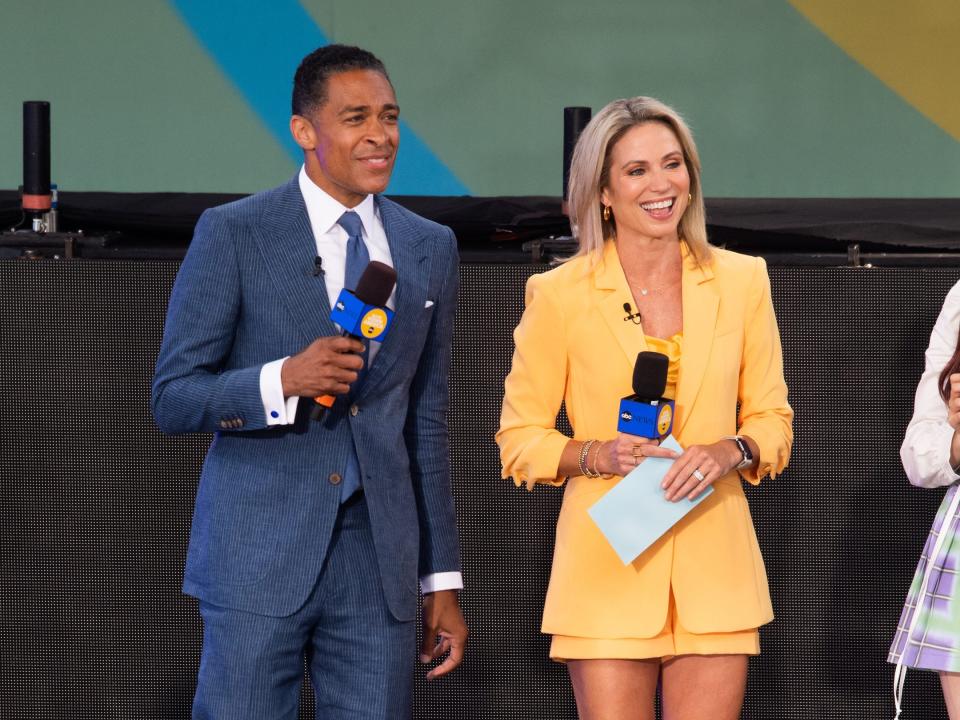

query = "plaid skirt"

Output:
[[889, 483, 960, 673]]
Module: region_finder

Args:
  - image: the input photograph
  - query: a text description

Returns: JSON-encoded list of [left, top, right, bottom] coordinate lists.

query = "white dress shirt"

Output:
[[901, 280, 960, 488], [257, 166, 462, 593]]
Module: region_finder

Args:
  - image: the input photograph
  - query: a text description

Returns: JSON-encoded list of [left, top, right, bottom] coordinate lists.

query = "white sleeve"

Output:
[[901, 282, 960, 488], [419, 571, 464, 594], [258, 357, 300, 426]]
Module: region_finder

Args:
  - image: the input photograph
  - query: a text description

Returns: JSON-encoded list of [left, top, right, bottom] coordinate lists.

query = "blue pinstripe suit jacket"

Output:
[[152, 176, 461, 620]]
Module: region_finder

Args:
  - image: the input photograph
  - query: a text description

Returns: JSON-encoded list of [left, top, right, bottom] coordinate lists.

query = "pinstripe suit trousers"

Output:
[[192, 493, 416, 720]]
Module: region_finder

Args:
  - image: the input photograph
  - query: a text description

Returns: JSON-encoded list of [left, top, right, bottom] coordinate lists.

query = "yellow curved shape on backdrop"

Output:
[[789, 0, 960, 141]]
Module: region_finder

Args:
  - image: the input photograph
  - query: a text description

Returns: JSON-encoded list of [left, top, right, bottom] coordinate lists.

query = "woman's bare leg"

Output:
[[567, 658, 660, 720], [941, 671, 960, 719], [660, 654, 747, 720]]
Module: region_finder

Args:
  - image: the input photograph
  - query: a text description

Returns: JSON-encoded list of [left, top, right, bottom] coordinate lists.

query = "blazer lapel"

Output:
[[674, 244, 719, 436], [354, 196, 428, 401], [595, 240, 649, 371], [253, 177, 338, 343]]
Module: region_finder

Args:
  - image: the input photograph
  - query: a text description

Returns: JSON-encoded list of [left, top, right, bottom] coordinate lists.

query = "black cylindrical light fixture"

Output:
[[562, 106, 591, 203], [23, 101, 51, 213]]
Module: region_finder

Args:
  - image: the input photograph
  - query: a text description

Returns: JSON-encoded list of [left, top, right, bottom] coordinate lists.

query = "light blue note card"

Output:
[[587, 435, 713, 565]]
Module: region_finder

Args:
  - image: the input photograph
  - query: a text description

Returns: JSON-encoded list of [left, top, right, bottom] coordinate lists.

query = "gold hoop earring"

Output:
[[688, 193, 692, 203], [602, 205, 611, 221]]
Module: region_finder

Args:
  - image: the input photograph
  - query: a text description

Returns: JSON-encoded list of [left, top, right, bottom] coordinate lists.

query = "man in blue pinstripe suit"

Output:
[[152, 45, 467, 719]]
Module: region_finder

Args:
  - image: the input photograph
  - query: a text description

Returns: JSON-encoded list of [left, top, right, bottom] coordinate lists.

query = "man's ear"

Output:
[[290, 115, 316, 151]]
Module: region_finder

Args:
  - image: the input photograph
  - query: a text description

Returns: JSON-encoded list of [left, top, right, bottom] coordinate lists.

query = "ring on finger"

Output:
[[692, 469, 706, 482], [632, 445, 644, 458]]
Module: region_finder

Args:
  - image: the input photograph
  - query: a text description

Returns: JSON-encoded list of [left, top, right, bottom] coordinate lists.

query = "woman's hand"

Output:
[[948, 374, 960, 468], [659, 440, 742, 502], [595, 433, 676, 477], [948, 373, 960, 430]]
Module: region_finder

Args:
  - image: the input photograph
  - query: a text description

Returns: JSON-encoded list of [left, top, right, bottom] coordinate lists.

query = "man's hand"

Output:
[[280, 336, 365, 397], [420, 590, 468, 680]]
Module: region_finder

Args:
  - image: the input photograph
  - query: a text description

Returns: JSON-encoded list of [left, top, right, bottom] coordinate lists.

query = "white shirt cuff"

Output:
[[259, 357, 299, 425], [419, 571, 464, 594], [902, 422, 958, 488]]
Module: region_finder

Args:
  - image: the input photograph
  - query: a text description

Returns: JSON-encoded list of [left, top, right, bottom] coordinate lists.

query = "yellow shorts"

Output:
[[550, 590, 760, 662]]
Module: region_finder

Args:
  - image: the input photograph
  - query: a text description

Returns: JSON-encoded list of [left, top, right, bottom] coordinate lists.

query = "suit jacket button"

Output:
[[329, 473, 342, 485], [235, 418, 244, 427], [350, 404, 359, 417], [219, 420, 229, 429]]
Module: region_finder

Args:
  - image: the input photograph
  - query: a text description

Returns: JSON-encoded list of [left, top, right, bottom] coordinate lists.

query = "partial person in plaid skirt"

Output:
[[890, 280, 960, 719]]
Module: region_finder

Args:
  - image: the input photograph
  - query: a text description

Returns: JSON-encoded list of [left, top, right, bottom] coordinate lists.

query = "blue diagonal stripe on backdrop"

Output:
[[169, 0, 469, 195]]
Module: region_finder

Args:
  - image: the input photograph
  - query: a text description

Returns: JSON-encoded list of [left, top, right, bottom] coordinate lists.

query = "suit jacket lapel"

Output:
[[674, 244, 718, 436], [253, 176, 338, 343], [354, 196, 428, 401], [595, 240, 649, 372]]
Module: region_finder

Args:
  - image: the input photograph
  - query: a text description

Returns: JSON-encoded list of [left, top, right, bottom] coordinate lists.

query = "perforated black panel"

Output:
[[0, 260, 952, 719]]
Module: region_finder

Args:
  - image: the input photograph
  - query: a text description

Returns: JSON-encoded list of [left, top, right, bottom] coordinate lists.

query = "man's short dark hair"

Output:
[[292, 44, 391, 116]]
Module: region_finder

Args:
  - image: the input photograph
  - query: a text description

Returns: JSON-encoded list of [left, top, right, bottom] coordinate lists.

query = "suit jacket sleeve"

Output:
[[404, 227, 462, 577], [497, 271, 571, 491], [736, 256, 793, 484], [900, 280, 960, 488], [152, 207, 269, 435]]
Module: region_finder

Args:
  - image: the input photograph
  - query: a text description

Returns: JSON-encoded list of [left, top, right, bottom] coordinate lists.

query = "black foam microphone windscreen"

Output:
[[353, 261, 397, 307], [22, 101, 51, 211], [632, 351, 669, 402], [563, 106, 592, 201]]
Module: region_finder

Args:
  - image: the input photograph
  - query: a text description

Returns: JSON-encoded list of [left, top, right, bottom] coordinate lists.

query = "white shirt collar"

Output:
[[298, 165, 377, 237]]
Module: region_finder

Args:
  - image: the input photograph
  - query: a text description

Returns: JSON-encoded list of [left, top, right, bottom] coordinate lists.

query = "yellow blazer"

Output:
[[497, 240, 793, 637]]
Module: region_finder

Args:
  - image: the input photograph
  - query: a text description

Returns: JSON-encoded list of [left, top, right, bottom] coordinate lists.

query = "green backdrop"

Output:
[[3, 0, 958, 197]]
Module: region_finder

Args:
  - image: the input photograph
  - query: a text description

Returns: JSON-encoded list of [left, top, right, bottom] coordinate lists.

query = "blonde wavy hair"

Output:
[[566, 96, 711, 266]]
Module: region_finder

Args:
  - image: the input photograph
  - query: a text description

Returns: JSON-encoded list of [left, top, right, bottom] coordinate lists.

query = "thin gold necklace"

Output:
[[618, 237, 682, 296], [628, 273, 679, 297]]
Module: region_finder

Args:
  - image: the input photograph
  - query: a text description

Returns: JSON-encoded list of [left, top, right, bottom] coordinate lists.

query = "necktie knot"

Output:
[[338, 211, 363, 239]]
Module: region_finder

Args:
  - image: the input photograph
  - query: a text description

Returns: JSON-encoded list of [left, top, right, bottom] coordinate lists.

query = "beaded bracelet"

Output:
[[578, 440, 596, 478]]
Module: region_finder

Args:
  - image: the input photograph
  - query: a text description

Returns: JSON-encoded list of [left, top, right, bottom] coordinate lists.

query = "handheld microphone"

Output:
[[310, 261, 397, 421], [617, 351, 675, 438]]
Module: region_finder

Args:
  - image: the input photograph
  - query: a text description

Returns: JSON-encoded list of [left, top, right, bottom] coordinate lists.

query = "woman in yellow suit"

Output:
[[497, 97, 793, 720]]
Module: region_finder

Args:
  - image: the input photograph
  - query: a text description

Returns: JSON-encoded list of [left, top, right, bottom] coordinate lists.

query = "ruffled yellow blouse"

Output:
[[644, 333, 682, 400]]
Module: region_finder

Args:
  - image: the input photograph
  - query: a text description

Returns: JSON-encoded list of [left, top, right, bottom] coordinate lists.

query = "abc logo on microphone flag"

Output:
[[331, 291, 394, 341]]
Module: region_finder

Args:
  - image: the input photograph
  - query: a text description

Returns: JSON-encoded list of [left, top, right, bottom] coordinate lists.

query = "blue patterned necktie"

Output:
[[338, 211, 371, 385], [339, 211, 369, 294], [337, 211, 369, 502]]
